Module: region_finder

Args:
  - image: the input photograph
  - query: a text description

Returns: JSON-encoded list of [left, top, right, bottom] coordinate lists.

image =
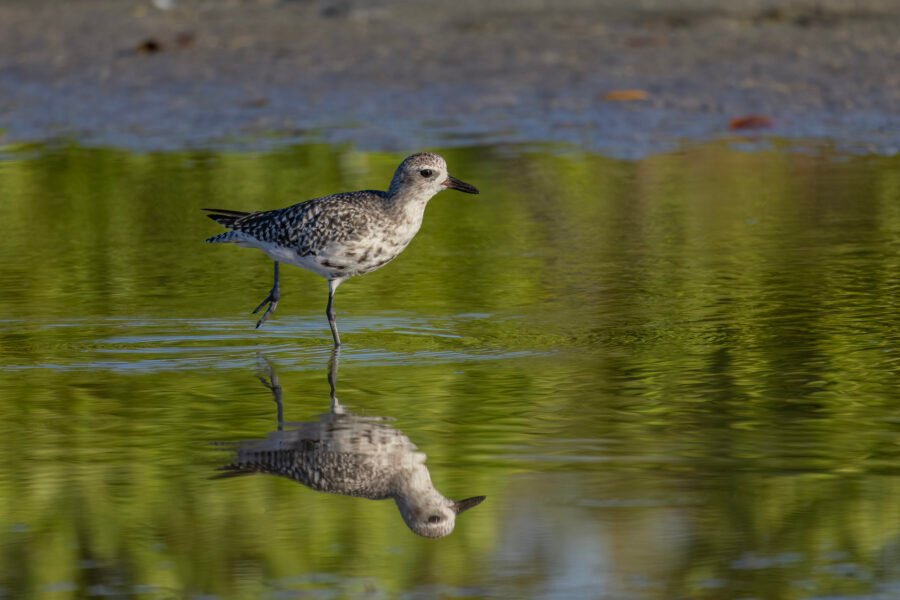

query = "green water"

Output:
[[0, 142, 899, 599]]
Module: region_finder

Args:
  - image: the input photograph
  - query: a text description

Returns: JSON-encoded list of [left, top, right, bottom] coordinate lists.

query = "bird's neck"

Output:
[[392, 464, 445, 504], [387, 189, 435, 227]]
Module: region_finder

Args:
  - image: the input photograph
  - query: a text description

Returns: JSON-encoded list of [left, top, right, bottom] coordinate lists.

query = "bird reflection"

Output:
[[214, 350, 485, 538]]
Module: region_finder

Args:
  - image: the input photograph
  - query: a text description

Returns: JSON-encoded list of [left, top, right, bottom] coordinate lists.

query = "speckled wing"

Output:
[[214, 414, 423, 500], [207, 190, 389, 256]]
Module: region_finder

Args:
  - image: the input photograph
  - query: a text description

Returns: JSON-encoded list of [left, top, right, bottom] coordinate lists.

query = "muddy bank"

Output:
[[0, 0, 898, 156]]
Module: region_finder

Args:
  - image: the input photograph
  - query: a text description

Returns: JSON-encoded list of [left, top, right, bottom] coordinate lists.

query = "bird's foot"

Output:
[[255, 354, 278, 390], [252, 287, 280, 328]]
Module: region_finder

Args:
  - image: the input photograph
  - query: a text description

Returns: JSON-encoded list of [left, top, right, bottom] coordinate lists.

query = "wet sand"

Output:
[[0, 0, 898, 155]]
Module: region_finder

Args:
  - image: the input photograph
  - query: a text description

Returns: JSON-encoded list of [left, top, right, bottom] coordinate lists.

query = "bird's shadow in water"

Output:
[[213, 350, 486, 538]]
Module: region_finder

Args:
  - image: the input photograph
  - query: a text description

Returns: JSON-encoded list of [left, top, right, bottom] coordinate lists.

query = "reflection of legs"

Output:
[[328, 346, 344, 414], [326, 278, 342, 347], [253, 261, 280, 329], [256, 355, 284, 431]]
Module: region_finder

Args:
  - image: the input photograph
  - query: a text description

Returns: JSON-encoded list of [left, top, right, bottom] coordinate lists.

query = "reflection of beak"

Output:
[[442, 175, 480, 194], [452, 495, 486, 514]]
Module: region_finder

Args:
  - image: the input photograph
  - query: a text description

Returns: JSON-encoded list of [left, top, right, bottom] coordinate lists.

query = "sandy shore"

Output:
[[0, 0, 898, 155]]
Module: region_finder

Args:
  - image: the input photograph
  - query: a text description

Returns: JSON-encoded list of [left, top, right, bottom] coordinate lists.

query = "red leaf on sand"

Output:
[[604, 89, 649, 102], [175, 32, 196, 48], [729, 115, 773, 130]]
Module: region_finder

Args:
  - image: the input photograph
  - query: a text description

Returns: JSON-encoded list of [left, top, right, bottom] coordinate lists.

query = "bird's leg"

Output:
[[256, 354, 284, 430], [253, 261, 280, 328], [326, 278, 341, 347], [328, 346, 344, 414]]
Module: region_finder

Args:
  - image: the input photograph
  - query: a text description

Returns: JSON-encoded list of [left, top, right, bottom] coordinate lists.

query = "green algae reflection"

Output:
[[0, 142, 899, 598]]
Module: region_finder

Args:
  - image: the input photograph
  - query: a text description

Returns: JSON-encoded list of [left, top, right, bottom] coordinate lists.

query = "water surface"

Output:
[[0, 142, 899, 599]]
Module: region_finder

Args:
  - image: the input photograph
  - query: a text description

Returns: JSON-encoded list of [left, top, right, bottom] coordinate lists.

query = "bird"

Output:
[[214, 352, 486, 538], [203, 152, 479, 346]]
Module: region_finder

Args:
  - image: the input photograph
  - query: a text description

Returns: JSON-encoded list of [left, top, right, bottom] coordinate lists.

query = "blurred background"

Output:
[[1, 1, 899, 599], [2, 0, 898, 154]]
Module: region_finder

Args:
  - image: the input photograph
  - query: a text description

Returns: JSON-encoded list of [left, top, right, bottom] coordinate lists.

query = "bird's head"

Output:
[[396, 494, 486, 539], [388, 152, 479, 199]]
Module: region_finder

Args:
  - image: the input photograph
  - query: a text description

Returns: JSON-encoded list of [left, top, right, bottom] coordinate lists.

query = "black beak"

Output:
[[442, 175, 480, 194], [452, 495, 486, 514]]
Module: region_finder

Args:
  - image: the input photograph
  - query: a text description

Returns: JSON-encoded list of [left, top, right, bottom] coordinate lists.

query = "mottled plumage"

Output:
[[206, 191, 398, 277], [218, 414, 425, 499], [204, 153, 479, 345], [215, 354, 485, 538]]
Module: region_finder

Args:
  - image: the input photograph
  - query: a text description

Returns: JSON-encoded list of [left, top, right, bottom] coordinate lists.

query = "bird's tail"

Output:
[[209, 465, 259, 480], [203, 208, 252, 243], [203, 207, 251, 227]]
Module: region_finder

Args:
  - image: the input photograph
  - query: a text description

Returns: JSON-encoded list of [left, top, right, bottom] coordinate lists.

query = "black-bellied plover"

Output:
[[204, 152, 479, 346], [214, 353, 486, 538]]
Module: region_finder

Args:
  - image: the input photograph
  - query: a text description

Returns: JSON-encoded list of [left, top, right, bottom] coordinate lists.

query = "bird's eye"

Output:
[[419, 169, 434, 178], [427, 515, 443, 524]]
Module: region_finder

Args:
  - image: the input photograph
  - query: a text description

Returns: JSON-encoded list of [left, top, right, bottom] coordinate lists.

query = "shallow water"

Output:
[[0, 141, 899, 599]]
